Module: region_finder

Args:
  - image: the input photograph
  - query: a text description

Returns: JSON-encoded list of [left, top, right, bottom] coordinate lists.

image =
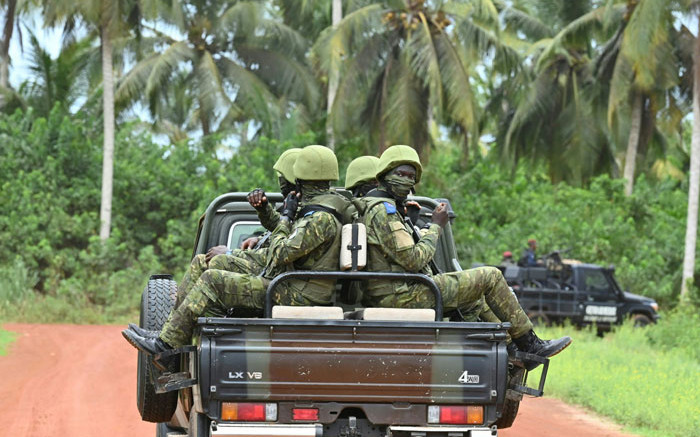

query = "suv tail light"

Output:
[[221, 403, 278, 422], [427, 405, 483, 425]]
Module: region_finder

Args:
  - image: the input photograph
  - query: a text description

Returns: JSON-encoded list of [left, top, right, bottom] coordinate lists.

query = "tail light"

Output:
[[427, 405, 483, 425], [292, 408, 319, 421], [221, 403, 277, 422]]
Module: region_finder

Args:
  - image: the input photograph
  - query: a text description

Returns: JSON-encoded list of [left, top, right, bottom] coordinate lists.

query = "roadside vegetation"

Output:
[[532, 308, 700, 437], [1, 109, 698, 325], [0, 329, 15, 356]]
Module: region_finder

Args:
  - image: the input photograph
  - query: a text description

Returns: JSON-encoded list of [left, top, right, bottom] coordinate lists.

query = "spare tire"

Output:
[[136, 275, 179, 423]]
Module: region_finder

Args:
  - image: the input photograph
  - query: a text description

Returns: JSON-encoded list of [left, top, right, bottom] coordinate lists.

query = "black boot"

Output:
[[128, 323, 160, 338], [513, 330, 571, 370], [122, 328, 171, 356]]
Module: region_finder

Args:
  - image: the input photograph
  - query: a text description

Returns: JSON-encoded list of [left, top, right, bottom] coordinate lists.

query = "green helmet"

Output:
[[345, 156, 380, 189], [376, 145, 422, 183], [273, 148, 302, 183], [293, 145, 339, 181]]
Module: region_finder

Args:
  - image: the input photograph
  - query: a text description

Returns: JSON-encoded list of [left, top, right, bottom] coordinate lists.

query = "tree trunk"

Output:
[[681, 20, 700, 302], [623, 91, 643, 196], [0, 0, 16, 89], [325, 0, 342, 151], [99, 27, 115, 241]]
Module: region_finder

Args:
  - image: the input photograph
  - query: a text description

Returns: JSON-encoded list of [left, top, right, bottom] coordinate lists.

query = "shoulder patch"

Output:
[[383, 201, 397, 214]]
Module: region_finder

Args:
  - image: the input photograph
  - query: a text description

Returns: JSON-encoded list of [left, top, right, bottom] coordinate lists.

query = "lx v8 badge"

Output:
[[229, 371, 263, 380]]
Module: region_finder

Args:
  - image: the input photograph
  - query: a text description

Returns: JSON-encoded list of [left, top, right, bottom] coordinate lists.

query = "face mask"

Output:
[[383, 174, 414, 200], [279, 177, 295, 197], [353, 182, 378, 198]]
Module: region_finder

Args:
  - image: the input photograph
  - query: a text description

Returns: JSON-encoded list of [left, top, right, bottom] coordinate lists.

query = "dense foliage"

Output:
[[0, 108, 697, 322], [420, 143, 696, 307], [536, 311, 700, 437]]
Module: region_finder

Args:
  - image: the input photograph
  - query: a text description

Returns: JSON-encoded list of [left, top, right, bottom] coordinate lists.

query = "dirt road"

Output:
[[1, 323, 638, 437]]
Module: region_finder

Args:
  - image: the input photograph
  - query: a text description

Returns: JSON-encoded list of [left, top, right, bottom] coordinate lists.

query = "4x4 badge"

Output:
[[458, 371, 479, 384]]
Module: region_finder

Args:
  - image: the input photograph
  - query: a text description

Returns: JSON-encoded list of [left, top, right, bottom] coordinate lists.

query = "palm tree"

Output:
[[490, 1, 617, 184], [599, 0, 680, 195], [116, 0, 319, 142], [682, 17, 700, 300], [314, 0, 514, 159], [0, 0, 37, 107], [43, 0, 144, 241], [680, 0, 700, 301], [0, 0, 17, 89], [18, 31, 92, 116]]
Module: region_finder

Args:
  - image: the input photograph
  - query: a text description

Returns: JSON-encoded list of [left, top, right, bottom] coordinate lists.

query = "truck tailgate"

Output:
[[197, 318, 508, 405]]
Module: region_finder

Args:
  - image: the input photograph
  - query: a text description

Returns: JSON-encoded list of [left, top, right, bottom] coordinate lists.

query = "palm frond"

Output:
[[434, 31, 476, 132], [501, 4, 552, 39], [312, 4, 385, 75], [535, 4, 621, 72], [236, 45, 320, 111], [384, 61, 428, 149], [144, 41, 196, 103], [218, 55, 281, 131], [621, 0, 673, 90], [219, 1, 262, 44], [408, 12, 443, 113], [195, 51, 226, 125]]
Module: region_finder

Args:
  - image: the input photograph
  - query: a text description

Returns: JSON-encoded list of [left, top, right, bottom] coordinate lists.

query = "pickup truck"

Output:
[[500, 257, 659, 329], [135, 192, 550, 437]]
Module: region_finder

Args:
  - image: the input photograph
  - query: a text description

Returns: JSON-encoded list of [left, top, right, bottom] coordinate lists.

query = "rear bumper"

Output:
[[388, 426, 495, 437], [210, 423, 323, 437], [209, 424, 496, 437]]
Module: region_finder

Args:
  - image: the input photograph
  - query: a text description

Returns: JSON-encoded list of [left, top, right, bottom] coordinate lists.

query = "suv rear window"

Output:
[[228, 221, 266, 249]]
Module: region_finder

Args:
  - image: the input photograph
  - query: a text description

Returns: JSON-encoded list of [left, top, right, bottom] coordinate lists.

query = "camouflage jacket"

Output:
[[257, 202, 282, 232], [264, 193, 347, 304], [358, 196, 442, 297]]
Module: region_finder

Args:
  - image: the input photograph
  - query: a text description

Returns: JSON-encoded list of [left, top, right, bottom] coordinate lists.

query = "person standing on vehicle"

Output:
[[122, 145, 355, 356], [345, 155, 380, 198], [357, 145, 571, 369], [519, 239, 539, 267]]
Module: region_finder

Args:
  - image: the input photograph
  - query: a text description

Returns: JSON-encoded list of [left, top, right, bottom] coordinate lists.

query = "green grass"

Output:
[[531, 321, 700, 437], [0, 329, 16, 356]]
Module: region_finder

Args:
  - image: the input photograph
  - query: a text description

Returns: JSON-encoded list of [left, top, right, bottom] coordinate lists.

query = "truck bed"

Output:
[[195, 317, 510, 427]]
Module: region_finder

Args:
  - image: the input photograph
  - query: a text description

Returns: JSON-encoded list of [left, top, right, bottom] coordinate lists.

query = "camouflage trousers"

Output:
[[161, 268, 316, 348], [175, 250, 269, 307], [366, 266, 532, 339]]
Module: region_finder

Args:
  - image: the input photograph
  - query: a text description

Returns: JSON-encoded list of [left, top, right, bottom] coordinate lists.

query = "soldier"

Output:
[[122, 145, 354, 356], [173, 148, 302, 308], [357, 145, 571, 369], [345, 156, 380, 198]]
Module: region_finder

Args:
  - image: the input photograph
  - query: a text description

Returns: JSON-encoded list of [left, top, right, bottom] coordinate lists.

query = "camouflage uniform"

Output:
[[360, 195, 533, 339], [161, 191, 347, 348], [174, 200, 282, 307]]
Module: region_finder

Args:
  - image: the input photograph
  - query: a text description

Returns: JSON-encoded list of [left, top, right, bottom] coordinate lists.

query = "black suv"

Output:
[[499, 257, 659, 329]]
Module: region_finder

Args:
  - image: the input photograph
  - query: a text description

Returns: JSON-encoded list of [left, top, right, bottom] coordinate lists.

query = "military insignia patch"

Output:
[[383, 202, 397, 214]]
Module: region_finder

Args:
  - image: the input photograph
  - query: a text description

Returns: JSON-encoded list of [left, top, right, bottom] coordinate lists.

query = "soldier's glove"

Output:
[[247, 189, 268, 210], [281, 191, 300, 220], [405, 201, 421, 224]]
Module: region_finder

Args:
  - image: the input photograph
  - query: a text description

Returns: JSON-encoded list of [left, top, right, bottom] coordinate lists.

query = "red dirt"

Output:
[[1, 323, 639, 437]]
